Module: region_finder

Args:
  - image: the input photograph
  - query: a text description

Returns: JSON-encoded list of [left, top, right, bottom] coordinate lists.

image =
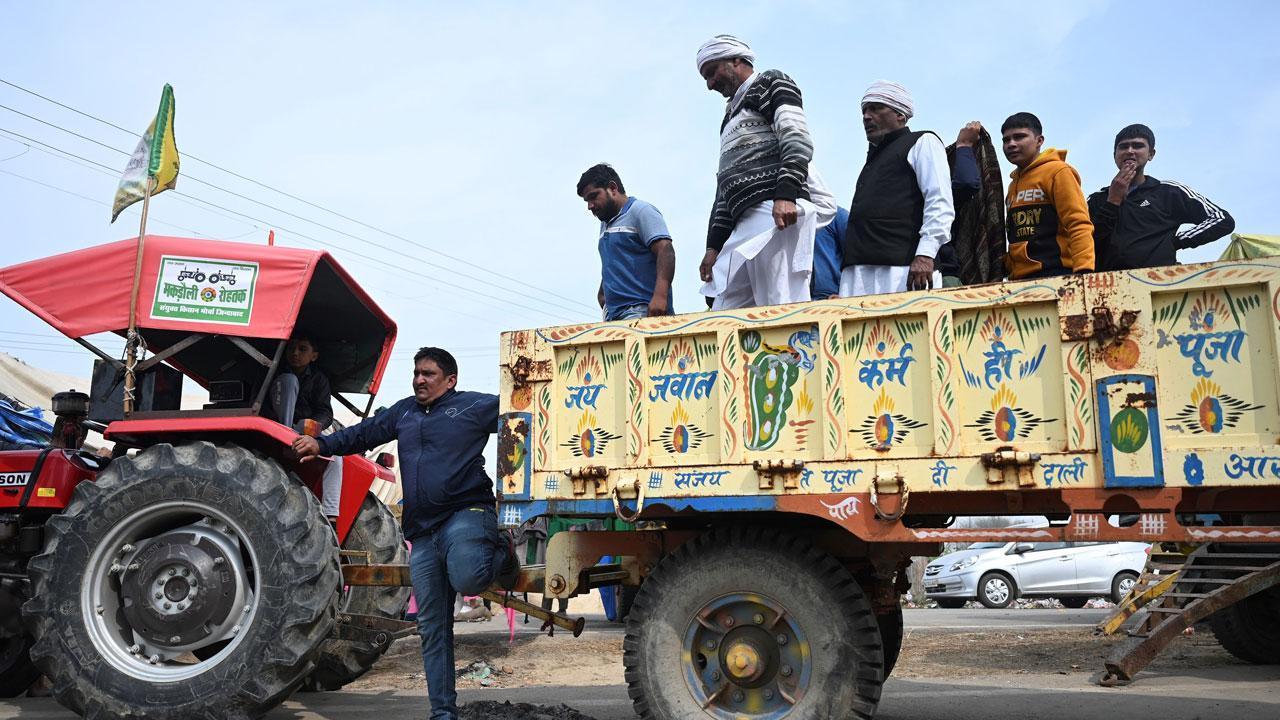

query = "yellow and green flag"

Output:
[[111, 83, 179, 223]]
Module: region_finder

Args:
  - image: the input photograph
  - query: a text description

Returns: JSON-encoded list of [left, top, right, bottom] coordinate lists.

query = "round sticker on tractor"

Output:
[[1111, 406, 1149, 453]]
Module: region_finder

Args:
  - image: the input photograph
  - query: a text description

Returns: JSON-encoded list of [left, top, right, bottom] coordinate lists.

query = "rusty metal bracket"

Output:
[[339, 549, 373, 564], [869, 474, 909, 522], [565, 465, 609, 497], [332, 612, 417, 648], [753, 459, 806, 490], [342, 563, 411, 587], [1061, 307, 1139, 345], [544, 529, 697, 599], [980, 448, 1042, 486], [479, 590, 585, 637]]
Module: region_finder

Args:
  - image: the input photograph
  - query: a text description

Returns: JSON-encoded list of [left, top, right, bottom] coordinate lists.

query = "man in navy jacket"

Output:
[[293, 346, 515, 720]]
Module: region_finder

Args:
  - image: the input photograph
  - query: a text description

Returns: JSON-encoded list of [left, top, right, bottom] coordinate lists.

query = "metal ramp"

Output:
[[1098, 544, 1280, 685], [1095, 544, 1191, 637]]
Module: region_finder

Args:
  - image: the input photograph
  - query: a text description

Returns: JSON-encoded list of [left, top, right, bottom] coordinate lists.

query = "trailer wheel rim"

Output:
[[81, 501, 258, 682], [681, 592, 811, 719]]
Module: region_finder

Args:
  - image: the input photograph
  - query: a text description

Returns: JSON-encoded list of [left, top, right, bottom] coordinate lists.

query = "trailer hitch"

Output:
[[869, 474, 909, 522]]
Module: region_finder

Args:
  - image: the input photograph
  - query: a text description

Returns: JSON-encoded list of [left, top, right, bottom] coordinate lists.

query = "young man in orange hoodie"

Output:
[[1001, 112, 1095, 279]]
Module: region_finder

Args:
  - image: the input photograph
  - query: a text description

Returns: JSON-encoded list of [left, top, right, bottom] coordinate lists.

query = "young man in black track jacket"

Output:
[[1089, 124, 1234, 271]]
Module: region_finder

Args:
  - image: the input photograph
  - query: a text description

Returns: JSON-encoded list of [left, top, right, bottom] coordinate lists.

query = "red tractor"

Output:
[[0, 236, 411, 718]]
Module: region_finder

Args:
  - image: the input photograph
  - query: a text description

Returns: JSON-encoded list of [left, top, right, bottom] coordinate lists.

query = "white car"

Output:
[[924, 541, 1149, 609]]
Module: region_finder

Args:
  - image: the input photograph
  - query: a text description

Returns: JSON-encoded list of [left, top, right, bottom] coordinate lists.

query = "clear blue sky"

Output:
[[2, 0, 1277, 406]]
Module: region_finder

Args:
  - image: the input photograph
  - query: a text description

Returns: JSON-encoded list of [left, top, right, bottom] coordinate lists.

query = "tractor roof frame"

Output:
[[0, 235, 397, 420]]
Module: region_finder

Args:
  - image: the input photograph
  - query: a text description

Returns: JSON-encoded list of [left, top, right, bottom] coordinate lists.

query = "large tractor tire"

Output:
[[23, 442, 340, 720], [877, 606, 903, 680], [0, 585, 39, 697], [303, 493, 410, 691], [1208, 585, 1280, 664], [624, 527, 884, 720]]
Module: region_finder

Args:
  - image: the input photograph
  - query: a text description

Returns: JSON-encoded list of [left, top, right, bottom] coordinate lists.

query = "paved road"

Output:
[[3, 666, 1276, 719], [9, 609, 1270, 719]]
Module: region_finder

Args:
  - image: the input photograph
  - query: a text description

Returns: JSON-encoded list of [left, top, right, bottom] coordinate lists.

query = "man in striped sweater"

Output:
[[1089, 123, 1234, 271], [695, 35, 835, 310]]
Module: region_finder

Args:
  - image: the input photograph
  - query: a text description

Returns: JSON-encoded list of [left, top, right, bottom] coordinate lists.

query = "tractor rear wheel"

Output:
[[23, 442, 340, 720], [303, 493, 410, 690], [0, 585, 39, 697], [624, 527, 883, 719]]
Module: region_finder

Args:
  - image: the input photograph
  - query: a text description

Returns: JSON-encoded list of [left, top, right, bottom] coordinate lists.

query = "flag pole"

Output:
[[123, 175, 156, 414]]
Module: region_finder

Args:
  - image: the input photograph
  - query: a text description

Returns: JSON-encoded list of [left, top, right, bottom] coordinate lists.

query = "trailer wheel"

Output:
[[877, 606, 903, 680], [1208, 586, 1280, 664], [624, 527, 883, 720], [23, 442, 340, 720], [0, 586, 39, 697], [303, 493, 410, 691]]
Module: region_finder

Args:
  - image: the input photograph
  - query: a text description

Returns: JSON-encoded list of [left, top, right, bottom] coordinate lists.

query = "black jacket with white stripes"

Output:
[[1088, 175, 1234, 271]]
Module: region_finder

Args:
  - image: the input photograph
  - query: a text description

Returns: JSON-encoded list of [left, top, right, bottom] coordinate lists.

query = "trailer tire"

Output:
[[1208, 586, 1280, 665], [303, 494, 410, 691], [23, 442, 340, 720], [0, 586, 39, 697], [623, 527, 883, 720], [877, 606, 903, 680]]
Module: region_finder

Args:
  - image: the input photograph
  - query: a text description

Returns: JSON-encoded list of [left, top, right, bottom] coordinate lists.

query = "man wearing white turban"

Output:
[[695, 35, 835, 310], [840, 80, 955, 296]]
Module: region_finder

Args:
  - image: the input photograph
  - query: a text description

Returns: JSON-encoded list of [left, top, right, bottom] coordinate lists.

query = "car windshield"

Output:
[[966, 542, 1006, 550]]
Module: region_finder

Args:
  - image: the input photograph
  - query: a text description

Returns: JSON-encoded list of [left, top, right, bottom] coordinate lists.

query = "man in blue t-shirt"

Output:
[[577, 163, 675, 321], [812, 206, 849, 299]]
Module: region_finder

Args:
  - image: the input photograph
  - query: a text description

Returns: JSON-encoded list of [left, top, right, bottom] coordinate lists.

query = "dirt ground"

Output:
[[892, 627, 1241, 678], [352, 623, 1242, 692]]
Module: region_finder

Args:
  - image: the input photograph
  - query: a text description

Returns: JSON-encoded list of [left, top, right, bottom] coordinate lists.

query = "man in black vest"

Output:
[[841, 80, 955, 295]]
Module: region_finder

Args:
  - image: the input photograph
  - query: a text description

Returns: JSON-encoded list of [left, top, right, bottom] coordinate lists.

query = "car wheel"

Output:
[[1111, 571, 1139, 604], [934, 598, 966, 609], [977, 573, 1015, 609], [1059, 597, 1089, 609]]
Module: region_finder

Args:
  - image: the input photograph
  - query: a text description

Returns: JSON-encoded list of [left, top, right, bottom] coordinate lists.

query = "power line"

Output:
[[0, 115, 589, 320], [0, 126, 577, 325], [0, 78, 598, 314], [0, 167, 210, 236], [0, 157, 558, 329]]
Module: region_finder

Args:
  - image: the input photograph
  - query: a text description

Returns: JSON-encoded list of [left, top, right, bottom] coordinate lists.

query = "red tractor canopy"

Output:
[[0, 235, 396, 402]]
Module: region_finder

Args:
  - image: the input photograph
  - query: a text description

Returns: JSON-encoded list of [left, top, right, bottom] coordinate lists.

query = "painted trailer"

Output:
[[493, 258, 1280, 719]]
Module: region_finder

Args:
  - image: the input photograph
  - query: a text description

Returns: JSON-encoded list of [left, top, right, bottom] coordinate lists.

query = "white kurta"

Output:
[[841, 132, 955, 297], [702, 198, 825, 310]]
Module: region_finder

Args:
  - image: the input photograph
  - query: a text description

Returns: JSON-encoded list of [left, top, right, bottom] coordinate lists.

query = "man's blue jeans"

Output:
[[409, 505, 505, 720]]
